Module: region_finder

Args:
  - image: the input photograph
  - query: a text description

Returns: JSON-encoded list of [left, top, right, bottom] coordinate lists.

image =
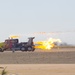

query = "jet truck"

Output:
[[0, 37, 35, 52]]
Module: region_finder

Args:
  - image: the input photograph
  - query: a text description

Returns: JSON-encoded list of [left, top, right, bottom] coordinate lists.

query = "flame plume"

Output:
[[35, 38, 61, 50]]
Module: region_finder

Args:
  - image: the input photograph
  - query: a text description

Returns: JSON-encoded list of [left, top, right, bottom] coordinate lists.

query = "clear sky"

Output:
[[0, 0, 75, 44]]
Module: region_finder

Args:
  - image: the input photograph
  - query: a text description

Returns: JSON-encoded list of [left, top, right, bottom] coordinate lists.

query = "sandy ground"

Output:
[[0, 48, 75, 75], [0, 64, 75, 75]]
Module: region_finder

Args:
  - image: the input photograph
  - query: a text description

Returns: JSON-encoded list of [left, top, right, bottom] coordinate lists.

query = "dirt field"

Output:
[[0, 48, 75, 75], [0, 48, 75, 64], [0, 64, 75, 75]]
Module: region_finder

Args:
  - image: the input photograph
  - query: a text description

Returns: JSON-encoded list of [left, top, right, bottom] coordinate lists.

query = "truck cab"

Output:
[[0, 37, 35, 52]]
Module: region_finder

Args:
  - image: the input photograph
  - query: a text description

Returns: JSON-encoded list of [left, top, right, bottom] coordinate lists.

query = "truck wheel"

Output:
[[21, 47, 26, 51], [27, 47, 32, 51], [0, 48, 4, 52]]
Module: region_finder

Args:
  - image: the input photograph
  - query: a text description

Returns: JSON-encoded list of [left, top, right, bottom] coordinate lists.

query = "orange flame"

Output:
[[9, 35, 20, 39], [35, 38, 61, 50]]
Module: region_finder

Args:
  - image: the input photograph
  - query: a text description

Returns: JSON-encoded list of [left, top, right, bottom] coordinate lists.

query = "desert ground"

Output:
[[0, 64, 75, 75], [0, 48, 75, 75]]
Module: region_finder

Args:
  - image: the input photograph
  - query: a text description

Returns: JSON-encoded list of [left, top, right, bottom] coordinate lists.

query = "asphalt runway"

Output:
[[0, 48, 75, 64]]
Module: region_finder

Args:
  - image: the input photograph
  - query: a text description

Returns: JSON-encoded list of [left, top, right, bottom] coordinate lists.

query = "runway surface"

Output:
[[0, 48, 75, 64]]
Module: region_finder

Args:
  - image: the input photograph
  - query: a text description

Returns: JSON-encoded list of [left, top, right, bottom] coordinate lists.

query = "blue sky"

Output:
[[0, 0, 75, 44]]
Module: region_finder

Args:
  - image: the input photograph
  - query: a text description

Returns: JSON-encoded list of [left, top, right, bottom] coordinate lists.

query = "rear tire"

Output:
[[27, 47, 34, 51], [21, 47, 26, 51], [0, 48, 4, 52]]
